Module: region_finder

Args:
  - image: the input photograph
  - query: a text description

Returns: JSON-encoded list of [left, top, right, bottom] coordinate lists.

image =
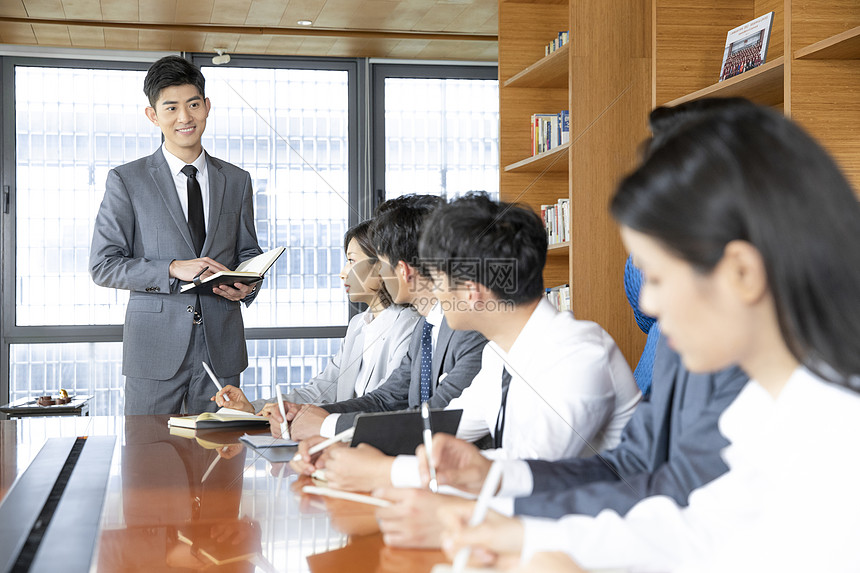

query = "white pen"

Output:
[[451, 461, 504, 573], [292, 427, 355, 462], [202, 361, 230, 402], [302, 485, 392, 508], [421, 401, 438, 493], [276, 383, 290, 440]]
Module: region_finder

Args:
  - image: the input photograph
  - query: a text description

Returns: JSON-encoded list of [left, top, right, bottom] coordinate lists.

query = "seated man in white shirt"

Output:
[[300, 192, 641, 492]]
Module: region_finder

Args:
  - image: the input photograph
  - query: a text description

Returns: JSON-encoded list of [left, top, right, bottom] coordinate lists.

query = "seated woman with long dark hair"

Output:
[[213, 220, 420, 412]]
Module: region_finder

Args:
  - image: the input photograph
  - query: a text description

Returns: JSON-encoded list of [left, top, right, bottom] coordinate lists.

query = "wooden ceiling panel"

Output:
[[138, 28, 173, 50], [173, 0, 212, 23], [99, 0, 138, 21], [313, 0, 363, 29], [328, 36, 401, 57], [0, 0, 28, 18], [245, 0, 288, 26], [138, 0, 176, 23], [0, 22, 37, 43], [413, 2, 467, 31], [60, 0, 102, 20], [279, 0, 326, 27], [31, 21, 70, 44], [1, 0, 498, 61], [202, 32, 240, 52], [171, 30, 206, 51], [103, 27, 138, 49], [265, 34, 306, 55], [443, 3, 496, 33], [68, 22, 104, 46], [233, 33, 273, 54], [21, 0, 65, 18], [211, 0, 252, 25]]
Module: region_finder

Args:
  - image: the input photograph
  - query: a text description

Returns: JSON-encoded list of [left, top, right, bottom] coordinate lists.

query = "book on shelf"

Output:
[[545, 30, 570, 56], [180, 246, 285, 294], [531, 112, 570, 156], [546, 284, 571, 312], [719, 12, 774, 82], [167, 407, 271, 430], [541, 198, 570, 245]]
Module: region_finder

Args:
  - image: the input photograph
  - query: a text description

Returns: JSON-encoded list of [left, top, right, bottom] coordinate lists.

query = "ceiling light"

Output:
[[212, 49, 230, 65], [297, 20, 313, 26]]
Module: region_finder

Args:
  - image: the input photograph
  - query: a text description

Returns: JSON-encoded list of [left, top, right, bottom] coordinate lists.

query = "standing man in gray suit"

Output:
[[90, 56, 262, 415]]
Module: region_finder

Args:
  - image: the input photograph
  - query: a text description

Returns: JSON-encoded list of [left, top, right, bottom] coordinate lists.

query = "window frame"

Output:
[[0, 54, 361, 405], [369, 62, 498, 209]]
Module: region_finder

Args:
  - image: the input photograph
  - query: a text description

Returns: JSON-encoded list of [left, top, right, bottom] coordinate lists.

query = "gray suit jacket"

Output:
[[514, 335, 749, 518], [322, 316, 487, 433], [90, 149, 262, 380]]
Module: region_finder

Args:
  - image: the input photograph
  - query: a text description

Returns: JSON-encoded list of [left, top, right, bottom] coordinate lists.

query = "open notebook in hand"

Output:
[[167, 407, 271, 430], [180, 246, 285, 294]]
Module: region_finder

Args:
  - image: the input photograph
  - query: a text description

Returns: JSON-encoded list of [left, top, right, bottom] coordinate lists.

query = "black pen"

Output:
[[192, 266, 209, 282]]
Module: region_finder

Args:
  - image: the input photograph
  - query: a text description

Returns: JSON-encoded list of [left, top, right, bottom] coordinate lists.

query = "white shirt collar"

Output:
[[491, 298, 558, 367], [425, 301, 444, 328], [161, 144, 207, 179]]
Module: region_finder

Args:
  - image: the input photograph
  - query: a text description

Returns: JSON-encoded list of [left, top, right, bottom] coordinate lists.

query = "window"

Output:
[[372, 65, 499, 201]]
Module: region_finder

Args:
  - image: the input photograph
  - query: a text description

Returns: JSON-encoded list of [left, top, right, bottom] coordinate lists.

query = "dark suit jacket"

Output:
[[515, 336, 749, 518], [90, 150, 262, 380], [322, 316, 487, 433]]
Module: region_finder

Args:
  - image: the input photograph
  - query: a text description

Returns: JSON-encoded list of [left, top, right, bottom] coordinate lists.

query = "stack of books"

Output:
[[545, 31, 570, 56], [531, 111, 569, 155], [541, 198, 569, 245], [546, 284, 571, 312]]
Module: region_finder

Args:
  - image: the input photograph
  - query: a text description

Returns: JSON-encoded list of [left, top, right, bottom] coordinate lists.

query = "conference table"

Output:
[[0, 415, 450, 572]]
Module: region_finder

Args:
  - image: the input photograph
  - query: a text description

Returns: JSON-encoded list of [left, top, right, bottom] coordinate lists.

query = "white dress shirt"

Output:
[[520, 367, 860, 572], [161, 144, 209, 226], [320, 302, 442, 437], [391, 299, 641, 487]]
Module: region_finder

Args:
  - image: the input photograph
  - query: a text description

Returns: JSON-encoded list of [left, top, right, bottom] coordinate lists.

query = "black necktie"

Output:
[[181, 164, 205, 255], [494, 367, 512, 448]]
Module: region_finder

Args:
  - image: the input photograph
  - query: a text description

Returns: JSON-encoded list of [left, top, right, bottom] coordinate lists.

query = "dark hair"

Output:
[[418, 192, 546, 304], [611, 98, 860, 387], [143, 56, 206, 108], [370, 194, 444, 278], [344, 220, 394, 308]]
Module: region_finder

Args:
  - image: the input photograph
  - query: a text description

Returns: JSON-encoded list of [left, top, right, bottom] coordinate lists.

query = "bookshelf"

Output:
[[654, 0, 860, 191], [498, 0, 652, 367]]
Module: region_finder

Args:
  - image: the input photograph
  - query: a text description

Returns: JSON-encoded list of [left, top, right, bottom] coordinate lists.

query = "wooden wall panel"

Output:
[[792, 0, 860, 52]]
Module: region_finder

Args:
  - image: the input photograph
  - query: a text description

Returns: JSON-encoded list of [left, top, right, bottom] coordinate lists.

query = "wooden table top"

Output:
[[0, 415, 448, 573]]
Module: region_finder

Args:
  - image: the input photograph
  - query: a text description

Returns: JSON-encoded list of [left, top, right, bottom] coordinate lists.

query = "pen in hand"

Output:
[[202, 361, 230, 402], [192, 265, 209, 282], [421, 401, 438, 493]]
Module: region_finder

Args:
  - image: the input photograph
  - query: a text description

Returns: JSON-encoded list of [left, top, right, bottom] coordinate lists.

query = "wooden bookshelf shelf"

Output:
[[547, 242, 570, 255], [504, 43, 570, 89], [665, 57, 785, 108], [795, 25, 860, 60], [504, 142, 570, 173]]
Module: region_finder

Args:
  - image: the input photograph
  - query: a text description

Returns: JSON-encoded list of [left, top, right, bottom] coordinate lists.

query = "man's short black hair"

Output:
[[419, 192, 546, 304], [369, 194, 444, 277], [143, 56, 206, 108]]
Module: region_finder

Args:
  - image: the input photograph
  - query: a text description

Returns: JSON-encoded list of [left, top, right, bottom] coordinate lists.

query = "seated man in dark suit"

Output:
[[276, 195, 487, 455]]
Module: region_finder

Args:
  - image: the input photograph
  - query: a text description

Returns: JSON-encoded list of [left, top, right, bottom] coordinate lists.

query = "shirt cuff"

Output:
[[521, 515, 578, 564], [390, 455, 423, 488], [319, 413, 340, 438], [488, 496, 515, 517], [497, 459, 534, 499]]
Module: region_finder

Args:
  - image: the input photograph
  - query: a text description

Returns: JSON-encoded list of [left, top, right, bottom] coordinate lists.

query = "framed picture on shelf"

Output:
[[718, 12, 774, 82]]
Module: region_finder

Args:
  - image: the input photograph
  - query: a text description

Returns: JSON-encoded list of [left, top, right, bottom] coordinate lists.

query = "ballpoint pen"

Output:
[[452, 461, 503, 573], [421, 401, 438, 493], [202, 361, 230, 402], [292, 427, 355, 462], [192, 265, 209, 282]]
